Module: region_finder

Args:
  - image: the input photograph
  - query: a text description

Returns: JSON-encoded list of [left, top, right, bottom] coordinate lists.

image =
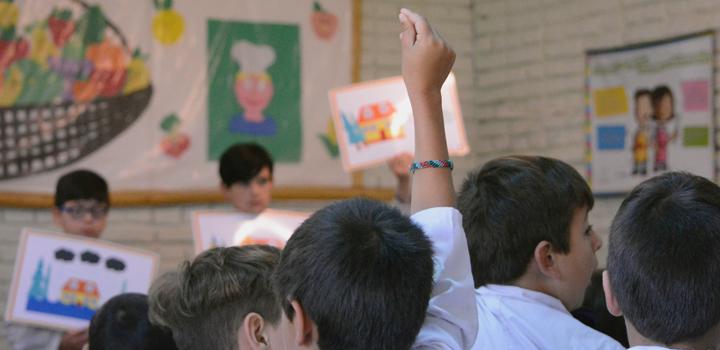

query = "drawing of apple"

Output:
[[161, 133, 190, 158], [311, 1, 337, 40]]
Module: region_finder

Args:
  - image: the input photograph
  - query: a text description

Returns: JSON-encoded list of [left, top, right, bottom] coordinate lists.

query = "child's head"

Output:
[[148, 245, 284, 350], [457, 156, 600, 310], [651, 85, 674, 122], [53, 169, 109, 238], [219, 143, 274, 214], [88, 293, 177, 350], [604, 172, 720, 348], [634, 89, 652, 125], [273, 198, 434, 349]]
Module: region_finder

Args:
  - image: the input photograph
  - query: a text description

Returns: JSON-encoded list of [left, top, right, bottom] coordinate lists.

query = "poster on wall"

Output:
[[0, 0, 356, 195], [191, 208, 309, 254], [5, 228, 158, 331], [329, 73, 469, 172], [586, 32, 715, 194]]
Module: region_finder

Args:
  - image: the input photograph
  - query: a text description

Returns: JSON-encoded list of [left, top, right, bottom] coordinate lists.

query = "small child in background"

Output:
[[148, 245, 285, 350], [85, 293, 176, 350], [604, 172, 720, 350], [457, 156, 624, 349], [4, 169, 110, 350], [218, 142, 274, 214]]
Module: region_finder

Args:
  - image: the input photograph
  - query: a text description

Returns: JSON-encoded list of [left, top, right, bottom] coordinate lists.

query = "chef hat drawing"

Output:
[[232, 40, 276, 74]]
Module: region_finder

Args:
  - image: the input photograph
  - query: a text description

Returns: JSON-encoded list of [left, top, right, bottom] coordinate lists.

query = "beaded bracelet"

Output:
[[409, 160, 454, 174]]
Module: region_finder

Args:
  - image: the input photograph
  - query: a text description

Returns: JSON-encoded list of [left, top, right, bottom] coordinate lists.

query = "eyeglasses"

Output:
[[61, 204, 109, 220]]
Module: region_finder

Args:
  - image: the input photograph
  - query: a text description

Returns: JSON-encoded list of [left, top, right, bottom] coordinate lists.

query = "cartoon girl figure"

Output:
[[651, 85, 678, 172], [228, 40, 277, 136], [632, 89, 652, 175]]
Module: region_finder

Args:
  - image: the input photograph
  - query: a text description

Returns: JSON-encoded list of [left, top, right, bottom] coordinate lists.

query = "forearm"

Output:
[[410, 91, 454, 213]]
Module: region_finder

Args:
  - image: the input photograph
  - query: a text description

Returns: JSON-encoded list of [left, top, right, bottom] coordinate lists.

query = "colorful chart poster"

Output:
[[329, 73, 469, 172], [5, 229, 158, 331], [586, 32, 715, 193], [191, 209, 309, 254]]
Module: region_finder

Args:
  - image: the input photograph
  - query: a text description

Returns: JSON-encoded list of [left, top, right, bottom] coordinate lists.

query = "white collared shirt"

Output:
[[412, 207, 478, 350], [472, 284, 626, 350], [628, 347, 677, 350]]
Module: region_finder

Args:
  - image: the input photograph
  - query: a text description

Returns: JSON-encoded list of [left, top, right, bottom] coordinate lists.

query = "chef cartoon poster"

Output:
[[0, 0, 356, 195], [5, 228, 158, 330], [587, 32, 715, 193]]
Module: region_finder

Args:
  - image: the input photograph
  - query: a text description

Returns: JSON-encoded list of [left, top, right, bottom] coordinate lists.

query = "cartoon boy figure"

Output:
[[651, 85, 677, 172], [632, 89, 652, 175], [228, 40, 277, 136]]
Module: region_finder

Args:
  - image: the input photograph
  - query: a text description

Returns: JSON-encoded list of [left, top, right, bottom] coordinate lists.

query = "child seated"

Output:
[[457, 156, 624, 349], [603, 172, 720, 350], [4, 169, 110, 350], [85, 293, 176, 350], [148, 245, 284, 349], [219, 142, 274, 214], [269, 9, 476, 349]]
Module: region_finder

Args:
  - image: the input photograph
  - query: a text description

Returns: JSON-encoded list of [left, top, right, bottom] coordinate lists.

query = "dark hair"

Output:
[[634, 89, 651, 100], [54, 169, 109, 208], [457, 156, 594, 287], [572, 270, 628, 347], [607, 172, 720, 344], [219, 143, 274, 187], [651, 85, 674, 121], [148, 245, 281, 350], [88, 293, 177, 350], [273, 198, 434, 350]]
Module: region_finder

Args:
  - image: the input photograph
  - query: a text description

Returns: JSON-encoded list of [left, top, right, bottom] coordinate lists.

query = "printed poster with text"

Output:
[[587, 32, 715, 193]]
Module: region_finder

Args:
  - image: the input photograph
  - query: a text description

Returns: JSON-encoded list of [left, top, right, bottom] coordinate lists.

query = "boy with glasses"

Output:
[[5, 169, 110, 350]]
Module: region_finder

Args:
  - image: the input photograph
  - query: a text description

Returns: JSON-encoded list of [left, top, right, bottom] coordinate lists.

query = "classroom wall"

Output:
[[2, 0, 720, 346]]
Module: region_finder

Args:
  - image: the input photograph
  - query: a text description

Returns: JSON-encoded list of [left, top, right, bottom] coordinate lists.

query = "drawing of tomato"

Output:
[[152, 0, 184, 45], [311, 1, 338, 40], [48, 8, 75, 47], [161, 133, 190, 158]]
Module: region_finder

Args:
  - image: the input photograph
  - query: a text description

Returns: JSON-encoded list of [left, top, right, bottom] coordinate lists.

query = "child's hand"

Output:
[[399, 8, 455, 98]]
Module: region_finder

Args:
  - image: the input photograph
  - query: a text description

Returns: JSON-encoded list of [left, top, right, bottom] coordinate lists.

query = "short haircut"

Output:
[[148, 245, 281, 350], [634, 88, 651, 100], [607, 172, 720, 344], [88, 293, 177, 350], [54, 169, 109, 208], [219, 143, 274, 187], [273, 198, 434, 350], [457, 156, 594, 287]]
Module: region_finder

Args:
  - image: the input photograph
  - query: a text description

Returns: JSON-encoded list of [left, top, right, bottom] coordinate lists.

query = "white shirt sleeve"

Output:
[[411, 207, 478, 350], [3, 322, 63, 350]]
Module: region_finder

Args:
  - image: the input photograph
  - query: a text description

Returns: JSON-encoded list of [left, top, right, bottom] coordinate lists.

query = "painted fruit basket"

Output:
[[0, 0, 152, 180]]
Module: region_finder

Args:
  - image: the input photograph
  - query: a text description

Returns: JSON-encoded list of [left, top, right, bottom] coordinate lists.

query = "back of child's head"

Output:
[[148, 245, 281, 350], [55, 169, 109, 208], [88, 293, 177, 350], [219, 142, 274, 187], [607, 172, 720, 345], [273, 198, 434, 350], [457, 155, 594, 287]]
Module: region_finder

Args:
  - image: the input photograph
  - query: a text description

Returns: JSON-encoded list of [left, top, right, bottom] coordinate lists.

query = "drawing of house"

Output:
[[60, 278, 100, 310], [356, 101, 404, 144]]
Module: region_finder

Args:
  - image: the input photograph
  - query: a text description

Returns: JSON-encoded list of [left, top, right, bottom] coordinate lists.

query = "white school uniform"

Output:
[[628, 347, 677, 350], [471, 284, 626, 350], [411, 207, 478, 350]]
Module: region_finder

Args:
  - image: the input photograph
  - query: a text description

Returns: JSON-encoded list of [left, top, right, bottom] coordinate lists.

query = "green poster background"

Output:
[[207, 19, 301, 162]]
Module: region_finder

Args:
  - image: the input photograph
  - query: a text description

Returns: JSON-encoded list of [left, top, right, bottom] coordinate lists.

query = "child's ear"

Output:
[[242, 312, 268, 349], [52, 207, 63, 227], [602, 270, 623, 317], [534, 241, 561, 279], [290, 299, 316, 346]]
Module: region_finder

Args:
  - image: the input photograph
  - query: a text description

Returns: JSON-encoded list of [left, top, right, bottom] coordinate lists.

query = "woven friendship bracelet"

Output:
[[410, 160, 454, 174]]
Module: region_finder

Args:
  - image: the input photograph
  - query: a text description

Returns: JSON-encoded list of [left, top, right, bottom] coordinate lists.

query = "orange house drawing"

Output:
[[356, 101, 405, 144], [60, 278, 100, 310]]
